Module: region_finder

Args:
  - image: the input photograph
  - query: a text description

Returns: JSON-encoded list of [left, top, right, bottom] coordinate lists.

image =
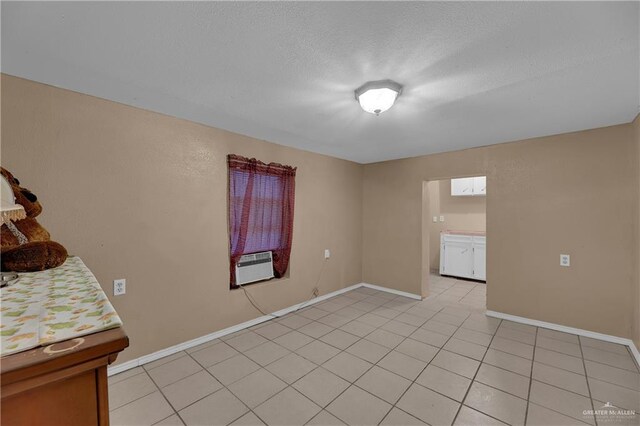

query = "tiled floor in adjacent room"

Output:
[[108, 274, 640, 426]]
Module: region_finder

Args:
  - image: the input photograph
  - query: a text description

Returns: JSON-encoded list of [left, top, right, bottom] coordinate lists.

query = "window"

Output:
[[227, 154, 296, 288]]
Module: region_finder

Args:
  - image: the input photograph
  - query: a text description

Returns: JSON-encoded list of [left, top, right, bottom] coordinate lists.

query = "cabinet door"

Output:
[[441, 242, 473, 278], [472, 244, 486, 281], [473, 176, 486, 196], [451, 178, 474, 196]]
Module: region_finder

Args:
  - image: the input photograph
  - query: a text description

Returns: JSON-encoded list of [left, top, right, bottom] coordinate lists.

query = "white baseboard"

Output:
[[630, 343, 640, 368], [108, 314, 274, 376], [361, 283, 423, 300], [486, 310, 640, 368], [109, 282, 417, 376]]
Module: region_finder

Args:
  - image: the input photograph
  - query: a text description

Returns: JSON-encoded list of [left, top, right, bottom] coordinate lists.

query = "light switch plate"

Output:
[[560, 254, 570, 267], [324, 249, 331, 259], [432, 216, 438, 223], [439, 216, 445, 222]]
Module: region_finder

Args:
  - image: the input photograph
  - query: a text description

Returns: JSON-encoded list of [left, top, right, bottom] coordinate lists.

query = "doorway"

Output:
[[422, 177, 487, 309]]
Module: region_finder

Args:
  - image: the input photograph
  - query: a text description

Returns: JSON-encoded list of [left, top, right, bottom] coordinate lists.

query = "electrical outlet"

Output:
[[113, 279, 126, 296], [560, 254, 570, 267], [324, 249, 331, 259], [439, 215, 445, 222]]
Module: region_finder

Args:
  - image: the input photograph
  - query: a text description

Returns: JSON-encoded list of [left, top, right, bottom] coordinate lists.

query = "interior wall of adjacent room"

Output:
[[363, 120, 638, 340], [1, 74, 364, 363], [634, 114, 640, 351], [427, 179, 486, 271]]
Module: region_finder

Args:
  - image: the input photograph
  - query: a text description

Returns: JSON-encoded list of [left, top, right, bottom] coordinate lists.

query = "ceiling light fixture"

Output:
[[355, 79, 402, 115]]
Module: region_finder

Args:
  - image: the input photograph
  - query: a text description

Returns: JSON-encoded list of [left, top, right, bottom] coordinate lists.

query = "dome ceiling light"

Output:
[[354, 79, 403, 115]]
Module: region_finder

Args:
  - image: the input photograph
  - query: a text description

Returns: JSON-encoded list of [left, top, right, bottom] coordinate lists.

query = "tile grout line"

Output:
[[360, 291, 534, 424], [417, 310, 541, 424], [294, 293, 432, 424], [185, 339, 297, 426], [151, 286, 410, 420], [369, 287, 625, 424], [108, 370, 163, 413], [520, 378, 604, 422], [377, 407, 426, 426], [575, 368, 640, 392], [251, 347, 386, 426], [107, 367, 147, 386], [625, 341, 640, 371], [300, 303, 411, 418], [156, 349, 243, 422], [143, 361, 187, 425], [511, 338, 615, 424], [489, 338, 638, 380], [523, 325, 539, 425], [475, 326, 638, 378], [110, 361, 191, 415], [148, 345, 260, 423], [578, 335, 599, 426], [121, 332, 479, 420], [219, 290, 412, 425], [489, 327, 620, 418], [109, 286, 444, 422], [376, 302, 510, 426], [268, 348, 397, 426], [110, 284, 635, 426], [109, 375, 159, 414], [358, 307, 450, 425], [450, 315, 503, 425], [377, 303, 460, 426], [526, 378, 611, 412], [151, 412, 180, 426]]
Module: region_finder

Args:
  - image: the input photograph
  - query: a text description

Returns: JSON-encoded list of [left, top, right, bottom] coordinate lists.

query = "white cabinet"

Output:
[[440, 233, 486, 281], [472, 237, 486, 281], [441, 235, 473, 278], [473, 176, 486, 196], [450, 177, 474, 196], [451, 176, 486, 196]]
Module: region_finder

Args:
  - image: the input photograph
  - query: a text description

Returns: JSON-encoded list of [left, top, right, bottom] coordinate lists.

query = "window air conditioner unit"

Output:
[[236, 251, 274, 285]]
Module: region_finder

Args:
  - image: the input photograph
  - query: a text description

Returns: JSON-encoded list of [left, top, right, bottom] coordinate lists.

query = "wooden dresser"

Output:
[[1, 256, 129, 425], [1, 327, 128, 425]]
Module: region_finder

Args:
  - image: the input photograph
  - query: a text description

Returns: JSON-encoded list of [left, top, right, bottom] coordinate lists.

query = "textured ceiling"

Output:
[[2, 2, 638, 163]]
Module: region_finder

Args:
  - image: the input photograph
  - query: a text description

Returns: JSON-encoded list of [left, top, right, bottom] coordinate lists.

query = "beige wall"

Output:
[[634, 114, 640, 350], [2, 73, 639, 357], [1, 75, 364, 363], [364, 122, 638, 340], [427, 179, 486, 270]]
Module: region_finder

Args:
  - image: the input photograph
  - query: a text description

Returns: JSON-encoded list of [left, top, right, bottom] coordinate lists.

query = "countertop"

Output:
[[441, 230, 486, 236]]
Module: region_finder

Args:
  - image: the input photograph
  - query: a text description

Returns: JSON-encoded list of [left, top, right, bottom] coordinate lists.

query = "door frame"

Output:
[[421, 176, 488, 300]]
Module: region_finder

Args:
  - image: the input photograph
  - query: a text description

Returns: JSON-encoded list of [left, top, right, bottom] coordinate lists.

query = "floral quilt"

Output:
[[1, 256, 123, 356]]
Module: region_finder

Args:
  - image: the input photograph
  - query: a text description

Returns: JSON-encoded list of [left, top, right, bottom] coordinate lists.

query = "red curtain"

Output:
[[228, 154, 296, 288]]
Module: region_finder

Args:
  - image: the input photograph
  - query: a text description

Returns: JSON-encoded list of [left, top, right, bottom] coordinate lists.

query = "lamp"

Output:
[[1, 174, 26, 286], [354, 79, 402, 115]]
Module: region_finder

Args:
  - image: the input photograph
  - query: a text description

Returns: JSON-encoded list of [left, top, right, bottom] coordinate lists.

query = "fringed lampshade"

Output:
[[1, 174, 25, 285], [1, 174, 26, 225]]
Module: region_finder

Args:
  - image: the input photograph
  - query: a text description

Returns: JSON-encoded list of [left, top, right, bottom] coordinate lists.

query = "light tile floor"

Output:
[[109, 274, 640, 426]]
